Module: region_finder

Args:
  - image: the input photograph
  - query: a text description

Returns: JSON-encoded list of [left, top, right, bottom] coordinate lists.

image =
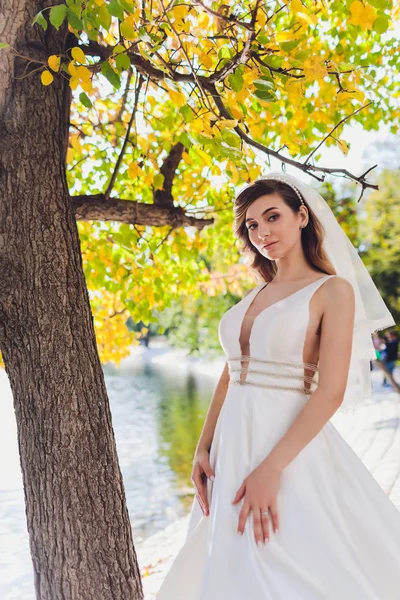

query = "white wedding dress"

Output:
[[156, 274, 400, 600]]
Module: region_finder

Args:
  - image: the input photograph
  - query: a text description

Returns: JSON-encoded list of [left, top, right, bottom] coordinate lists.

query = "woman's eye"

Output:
[[248, 215, 278, 230]]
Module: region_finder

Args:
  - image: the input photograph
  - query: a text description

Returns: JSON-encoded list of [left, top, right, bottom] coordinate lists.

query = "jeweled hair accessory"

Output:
[[255, 170, 396, 414], [261, 174, 305, 205]]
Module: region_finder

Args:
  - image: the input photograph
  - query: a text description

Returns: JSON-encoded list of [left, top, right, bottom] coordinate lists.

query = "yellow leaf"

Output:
[[76, 66, 91, 82], [348, 1, 377, 30], [71, 47, 87, 64], [199, 52, 213, 70], [95, 0, 104, 5], [171, 5, 190, 20], [257, 8, 267, 27], [229, 105, 244, 120], [167, 86, 186, 108], [128, 162, 144, 179], [70, 134, 81, 151], [229, 165, 241, 185], [218, 119, 238, 129], [144, 171, 154, 185], [67, 147, 74, 163], [336, 139, 349, 155], [290, 0, 316, 24], [124, 14, 136, 26], [291, 0, 305, 13], [196, 147, 212, 166], [197, 12, 210, 28], [276, 31, 297, 42], [69, 76, 80, 90], [182, 151, 192, 164], [41, 70, 54, 86], [68, 62, 78, 77], [303, 56, 328, 81], [48, 55, 61, 72], [80, 79, 94, 93], [249, 164, 261, 179]]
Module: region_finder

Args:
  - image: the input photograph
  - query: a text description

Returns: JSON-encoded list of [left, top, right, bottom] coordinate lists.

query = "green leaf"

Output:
[[119, 0, 136, 12], [107, 0, 124, 21], [179, 104, 195, 123], [368, 0, 391, 8], [32, 11, 48, 30], [114, 44, 126, 54], [101, 61, 121, 89], [49, 4, 67, 30], [115, 52, 131, 71], [153, 173, 165, 189], [228, 71, 244, 92], [373, 15, 390, 34], [67, 8, 83, 30], [253, 79, 274, 91], [79, 92, 93, 108], [293, 50, 309, 61], [120, 22, 135, 39], [280, 40, 301, 53], [0, 42, 9, 49], [98, 3, 112, 29], [218, 47, 232, 59], [254, 89, 275, 102]]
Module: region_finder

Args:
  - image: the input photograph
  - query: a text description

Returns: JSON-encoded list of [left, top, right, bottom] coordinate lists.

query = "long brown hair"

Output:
[[234, 178, 337, 283]]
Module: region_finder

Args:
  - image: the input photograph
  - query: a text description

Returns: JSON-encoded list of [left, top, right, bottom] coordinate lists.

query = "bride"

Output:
[[156, 171, 400, 600]]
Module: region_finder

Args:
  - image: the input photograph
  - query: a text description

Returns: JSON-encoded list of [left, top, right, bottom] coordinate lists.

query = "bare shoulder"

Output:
[[319, 275, 355, 307]]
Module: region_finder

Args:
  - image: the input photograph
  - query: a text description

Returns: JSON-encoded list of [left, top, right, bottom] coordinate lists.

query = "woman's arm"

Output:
[[260, 275, 355, 473], [195, 360, 230, 453], [191, 360, 230, 516]]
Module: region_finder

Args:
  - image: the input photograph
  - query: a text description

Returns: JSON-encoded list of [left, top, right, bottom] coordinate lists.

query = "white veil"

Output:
[[262, 170, 396, 414]]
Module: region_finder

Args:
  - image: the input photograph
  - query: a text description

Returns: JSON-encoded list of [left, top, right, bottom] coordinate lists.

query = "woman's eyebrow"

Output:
[[245, 207, 278, 223]]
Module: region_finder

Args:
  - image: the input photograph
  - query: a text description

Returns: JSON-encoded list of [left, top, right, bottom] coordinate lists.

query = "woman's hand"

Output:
[[191, 447, 215, 517], [232, 461, 281, 544]]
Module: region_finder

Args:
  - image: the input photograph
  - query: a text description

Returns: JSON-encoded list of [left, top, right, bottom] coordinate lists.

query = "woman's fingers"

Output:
[[269, 498, 279, 534], [253, 508, 269, 546], [191, 470, 209, 515], [260, 508, 270, 543], [237, 500, 250, 535], [232, 481, 245, 505], [202, 457, 215, 481]]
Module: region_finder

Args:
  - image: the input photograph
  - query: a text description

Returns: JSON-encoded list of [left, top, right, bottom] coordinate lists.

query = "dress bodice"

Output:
[[218, 275, 335, 394]]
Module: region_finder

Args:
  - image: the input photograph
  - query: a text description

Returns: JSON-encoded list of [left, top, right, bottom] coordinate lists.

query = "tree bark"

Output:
[[0, 2, 143, 598]]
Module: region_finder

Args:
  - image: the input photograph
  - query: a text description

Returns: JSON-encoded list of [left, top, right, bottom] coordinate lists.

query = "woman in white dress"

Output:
[[156, 171, 400, 600]]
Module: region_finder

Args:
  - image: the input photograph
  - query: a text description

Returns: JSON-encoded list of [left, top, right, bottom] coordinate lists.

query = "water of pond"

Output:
[[0, 359, 217, 598]]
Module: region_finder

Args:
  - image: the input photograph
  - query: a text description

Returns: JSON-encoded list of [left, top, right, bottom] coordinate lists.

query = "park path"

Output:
[[137, 366, 400, 600]]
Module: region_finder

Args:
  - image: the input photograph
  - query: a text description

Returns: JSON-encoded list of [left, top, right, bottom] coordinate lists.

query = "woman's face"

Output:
[[245, 192, 307, 259]]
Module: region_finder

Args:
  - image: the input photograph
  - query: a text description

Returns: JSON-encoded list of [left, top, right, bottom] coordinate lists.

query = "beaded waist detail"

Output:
[[227, 355, 319, 395]]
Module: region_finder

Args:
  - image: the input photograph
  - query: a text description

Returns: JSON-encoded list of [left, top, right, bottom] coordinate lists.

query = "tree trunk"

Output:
[[0, 2, 143, 598]]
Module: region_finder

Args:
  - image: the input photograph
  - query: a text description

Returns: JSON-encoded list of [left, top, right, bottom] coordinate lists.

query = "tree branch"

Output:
[[72, 194, 213, 230], [206, 81, 379, 191], [154, 142, 185, 207], [104, 73, 144, 200]]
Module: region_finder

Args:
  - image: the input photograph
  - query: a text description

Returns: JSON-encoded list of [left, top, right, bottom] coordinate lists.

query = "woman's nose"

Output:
[[258, 226, 270, 239]]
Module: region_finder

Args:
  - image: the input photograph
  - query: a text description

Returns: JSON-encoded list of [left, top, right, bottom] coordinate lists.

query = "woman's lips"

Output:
[[263, 241, 278, 250]]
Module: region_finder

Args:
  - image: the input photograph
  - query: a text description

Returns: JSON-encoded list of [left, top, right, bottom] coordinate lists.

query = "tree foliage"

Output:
[[360, 168, 400, 326], [1, 0, 399, 367]]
